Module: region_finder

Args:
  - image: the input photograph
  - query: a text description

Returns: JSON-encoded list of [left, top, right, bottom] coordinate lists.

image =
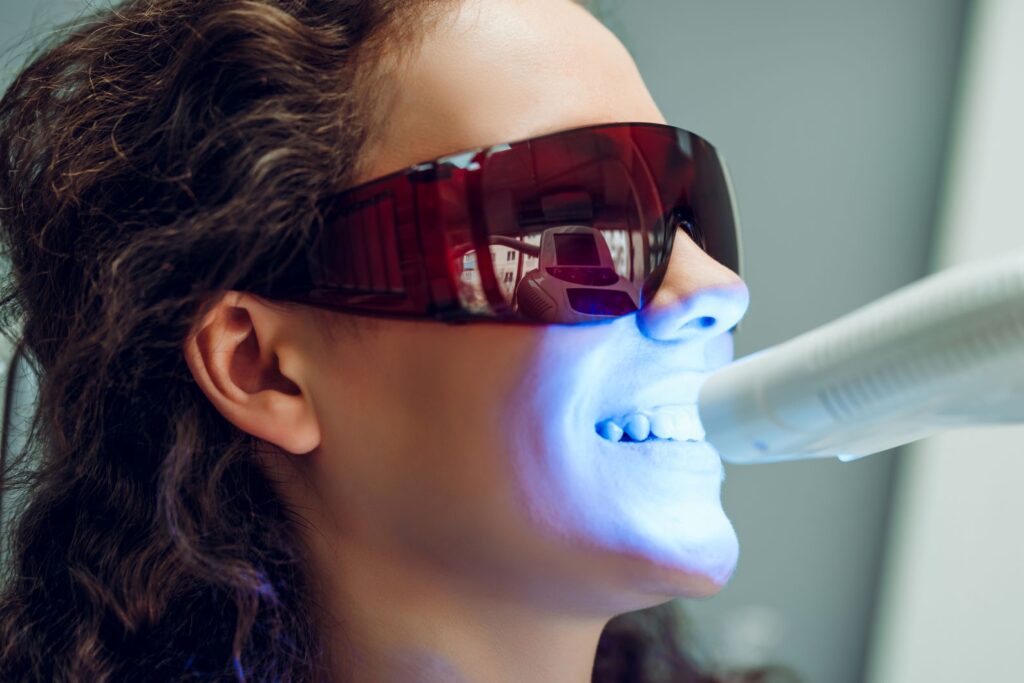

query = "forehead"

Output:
[[358, 0, 665, 182]]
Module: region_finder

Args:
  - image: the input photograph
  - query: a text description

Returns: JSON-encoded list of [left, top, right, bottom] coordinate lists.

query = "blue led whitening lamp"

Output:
[[699, 248, 1024, 464]]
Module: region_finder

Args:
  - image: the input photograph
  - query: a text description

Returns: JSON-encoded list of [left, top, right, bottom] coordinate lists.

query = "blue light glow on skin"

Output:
[[501, 280, 750, 593], [183, 1, 754, 681]]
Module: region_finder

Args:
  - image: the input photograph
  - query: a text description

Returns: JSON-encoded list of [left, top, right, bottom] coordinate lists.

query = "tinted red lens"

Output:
[[277, 123, 740, 326], [454, 123, 740, 324]]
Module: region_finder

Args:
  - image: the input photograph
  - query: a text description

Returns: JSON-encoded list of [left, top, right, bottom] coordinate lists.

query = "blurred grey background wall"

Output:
[[601, 2, 968, 681], [0, 1, 970, 682], [867, 1, 1024, 680]]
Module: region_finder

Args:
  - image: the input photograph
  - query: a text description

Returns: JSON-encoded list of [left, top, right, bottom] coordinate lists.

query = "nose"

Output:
[[636, 231, 750, 341]]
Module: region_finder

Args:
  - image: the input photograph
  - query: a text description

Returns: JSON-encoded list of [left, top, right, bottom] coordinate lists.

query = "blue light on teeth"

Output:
[[624, 413, 651, 441], [596, 419, 624, 442]]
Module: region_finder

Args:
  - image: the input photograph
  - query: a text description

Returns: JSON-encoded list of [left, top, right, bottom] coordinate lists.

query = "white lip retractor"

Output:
[[698, 248, 1024, 464]]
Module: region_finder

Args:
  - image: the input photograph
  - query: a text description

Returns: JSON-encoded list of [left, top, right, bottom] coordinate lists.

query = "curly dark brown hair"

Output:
[[0, 1, 796, 681]]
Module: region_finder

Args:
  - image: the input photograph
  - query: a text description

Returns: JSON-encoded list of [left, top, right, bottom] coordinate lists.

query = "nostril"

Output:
[[638, 282, 750, 341], [682, 316, 716, 331]]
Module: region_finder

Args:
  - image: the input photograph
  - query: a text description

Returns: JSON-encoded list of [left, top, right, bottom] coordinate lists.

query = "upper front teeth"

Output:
[[624, 413, 651, 441], [595, 405, 705, 443]]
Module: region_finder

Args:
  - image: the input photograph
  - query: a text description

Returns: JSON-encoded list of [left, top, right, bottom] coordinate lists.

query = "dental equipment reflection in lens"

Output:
[[455, 178, 665, 325], [459, 224, 641, 324], [517, 226, 641, 322]]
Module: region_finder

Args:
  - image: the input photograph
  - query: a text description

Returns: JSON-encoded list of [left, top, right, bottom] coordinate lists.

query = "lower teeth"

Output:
[[620, 434, 669, 443]]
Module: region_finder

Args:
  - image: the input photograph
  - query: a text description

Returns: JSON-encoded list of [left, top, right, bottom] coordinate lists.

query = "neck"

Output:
[[310, 534, 609, 683]]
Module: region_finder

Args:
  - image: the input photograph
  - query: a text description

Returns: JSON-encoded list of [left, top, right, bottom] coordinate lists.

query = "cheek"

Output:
[[495, 340, 602, 538], [331, 344, 527, 550]]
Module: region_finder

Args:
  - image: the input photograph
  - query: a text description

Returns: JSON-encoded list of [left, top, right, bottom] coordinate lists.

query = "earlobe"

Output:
[[182, 292, 322, 455]]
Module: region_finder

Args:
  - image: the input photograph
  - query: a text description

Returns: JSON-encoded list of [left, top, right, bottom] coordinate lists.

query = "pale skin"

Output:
[[184, 1, 751, 682]]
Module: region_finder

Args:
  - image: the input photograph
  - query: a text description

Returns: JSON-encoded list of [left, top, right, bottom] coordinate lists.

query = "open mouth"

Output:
[[594, 404, 705, 444]]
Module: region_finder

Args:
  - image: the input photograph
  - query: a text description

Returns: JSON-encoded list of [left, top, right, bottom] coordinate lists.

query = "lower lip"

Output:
[[597, 436, 723, 475]]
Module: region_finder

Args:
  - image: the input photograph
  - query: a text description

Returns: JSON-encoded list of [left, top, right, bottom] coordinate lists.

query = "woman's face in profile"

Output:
[[248, 0, 751, 616]]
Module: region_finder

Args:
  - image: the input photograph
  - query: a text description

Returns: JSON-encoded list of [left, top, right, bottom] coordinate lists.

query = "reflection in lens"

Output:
[[481, 140, 652, 323], [459, 123, 740, 324]]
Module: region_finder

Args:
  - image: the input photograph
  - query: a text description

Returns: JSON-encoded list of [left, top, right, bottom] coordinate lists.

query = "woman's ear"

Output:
[[183, 291, 321, 455]]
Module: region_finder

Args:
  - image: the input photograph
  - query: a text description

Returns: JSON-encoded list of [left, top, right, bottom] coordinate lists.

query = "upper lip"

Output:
[[617, 374, 710, 409]]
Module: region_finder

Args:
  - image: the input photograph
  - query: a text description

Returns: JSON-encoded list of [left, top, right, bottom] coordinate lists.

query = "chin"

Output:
[[682, 544, 739, 597], [613, 512, 740, 602], [668, 571, 730, 600]]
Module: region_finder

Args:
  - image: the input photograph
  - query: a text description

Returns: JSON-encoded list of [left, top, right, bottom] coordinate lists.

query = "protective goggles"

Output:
[[267, 122, 743, 327]]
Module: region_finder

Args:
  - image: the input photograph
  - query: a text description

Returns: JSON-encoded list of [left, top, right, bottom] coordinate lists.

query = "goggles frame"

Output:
[[265, 121, 744, 328]]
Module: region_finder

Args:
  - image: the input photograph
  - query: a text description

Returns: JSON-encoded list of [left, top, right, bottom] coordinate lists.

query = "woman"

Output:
[[0, 0, 787, 680]]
